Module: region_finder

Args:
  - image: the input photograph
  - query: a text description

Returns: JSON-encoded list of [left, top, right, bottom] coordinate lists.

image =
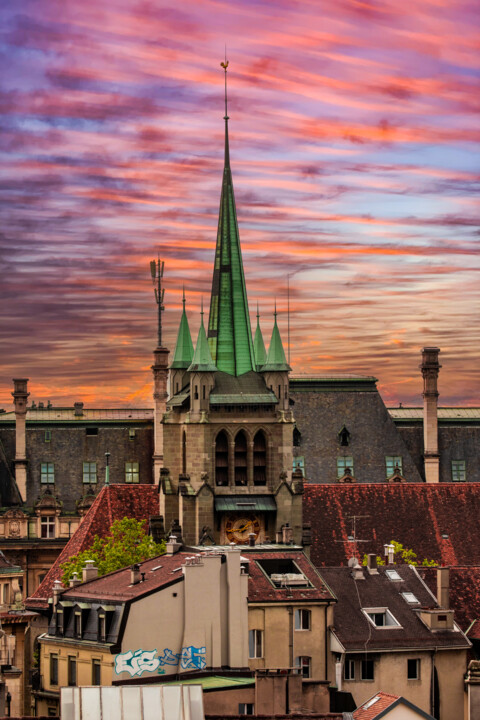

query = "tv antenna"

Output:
[[150, 256, 165, 347], [336, 514, 370, 561]]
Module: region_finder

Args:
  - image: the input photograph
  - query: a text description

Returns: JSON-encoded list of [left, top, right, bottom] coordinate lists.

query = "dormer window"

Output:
[[74, 611, 82, 638], [40, 516, 55, 539], [363, 607, 401, 628], [338, 425, 350, 447]]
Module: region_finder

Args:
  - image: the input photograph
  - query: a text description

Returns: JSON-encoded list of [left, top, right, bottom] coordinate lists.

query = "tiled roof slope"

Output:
[[244, 550, 334, 603], [420, 566, 480, 635], [304, 483, 480, 567], [26, 484, 159, 610], [59, 552, 188, 602], [353, 692, 399, 720], [319, 565, 470, 651]]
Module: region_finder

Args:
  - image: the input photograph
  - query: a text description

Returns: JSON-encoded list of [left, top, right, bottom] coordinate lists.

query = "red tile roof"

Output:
[[26, 484, 159, 609], [353, 692, 399, 720], [243, 550, 334, 603], [419, 566, 480, 634], [60, 552, 188, 602], [304, 483, 480, 567]]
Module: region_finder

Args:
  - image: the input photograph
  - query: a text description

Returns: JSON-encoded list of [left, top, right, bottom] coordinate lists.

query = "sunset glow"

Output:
[[1, 0, 479, 408]]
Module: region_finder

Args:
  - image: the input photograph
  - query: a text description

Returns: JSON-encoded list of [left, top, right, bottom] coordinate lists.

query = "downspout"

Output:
[[288, 606, 294, 668]]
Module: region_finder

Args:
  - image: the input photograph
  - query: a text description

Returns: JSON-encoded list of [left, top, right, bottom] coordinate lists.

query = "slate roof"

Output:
[[243, 549, 334, 603], [319, 565, 469, 651], [304, 483, 480, 567], [419, 566, 480, 636], [388, 407, 480, 422], [26, 484, 159, 610], [209, 370, 276, 405]]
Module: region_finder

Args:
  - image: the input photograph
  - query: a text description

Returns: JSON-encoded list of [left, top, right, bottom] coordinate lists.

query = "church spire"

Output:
[[254, 303, 267, 370], [170, 288, 194, 369], [189, 300, 217, 372], [207, 60, 256, 376], [262, 305, 291, 372]]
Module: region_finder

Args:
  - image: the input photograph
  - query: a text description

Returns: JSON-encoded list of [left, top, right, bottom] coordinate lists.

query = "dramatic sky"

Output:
[[1, 0, 479, 409]]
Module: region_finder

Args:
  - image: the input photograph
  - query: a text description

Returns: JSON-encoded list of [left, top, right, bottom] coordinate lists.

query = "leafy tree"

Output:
[[60, 517, 165, 586], [362, 540, 437, 568]]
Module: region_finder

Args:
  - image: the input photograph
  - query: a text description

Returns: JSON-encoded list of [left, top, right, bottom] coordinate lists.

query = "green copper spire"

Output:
[[207, 60, 256, 376], [170, 289, 194, 369], [253, 304, 267, 370], [262, 306, 291, 372], [189, 301, 217, 372]]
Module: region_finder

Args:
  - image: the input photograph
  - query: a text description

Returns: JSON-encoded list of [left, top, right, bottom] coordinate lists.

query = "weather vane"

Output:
[[220, 50, 229, 119], [150, 256, 165, 347]]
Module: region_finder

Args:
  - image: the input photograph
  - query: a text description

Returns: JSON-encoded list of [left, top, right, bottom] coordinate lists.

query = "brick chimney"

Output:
[[420, 347, 441, 483], [12, 378, 29, 503], [437, 567, 450, 609]]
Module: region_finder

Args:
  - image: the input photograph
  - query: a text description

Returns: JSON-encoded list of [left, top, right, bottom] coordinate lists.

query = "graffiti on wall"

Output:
[[114, 646, 207, 676]]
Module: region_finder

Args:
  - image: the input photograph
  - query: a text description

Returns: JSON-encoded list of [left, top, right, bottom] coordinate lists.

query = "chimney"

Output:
[[52, 579, 64, 607], [384, 544, 395, 565], [437, 567, 450, 609], [367, 553, 379, 575], [248, 533, 256, 547], [166, 535, 182, 555], [69, 572, 81, 588], [130, 563, 141, 585], [74, 402, 84, 417], [420, 347, 441, 483], [82, 560, 98, 582], [12, 378, 29, 504], [282, 523, 293, 545], [351, 560, 364, 581]]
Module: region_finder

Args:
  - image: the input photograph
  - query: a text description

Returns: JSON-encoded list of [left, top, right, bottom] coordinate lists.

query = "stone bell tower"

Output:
[[150, 259, 169, 484], [420, 347, 441, 483]]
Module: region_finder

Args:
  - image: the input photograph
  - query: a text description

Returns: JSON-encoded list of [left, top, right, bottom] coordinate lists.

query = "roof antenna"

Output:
[[287, 274, 291, 364], [150, 256, 165, 347]]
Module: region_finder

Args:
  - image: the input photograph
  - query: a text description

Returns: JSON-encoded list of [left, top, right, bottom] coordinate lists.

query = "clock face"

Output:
[[225, 514, 261, 544]]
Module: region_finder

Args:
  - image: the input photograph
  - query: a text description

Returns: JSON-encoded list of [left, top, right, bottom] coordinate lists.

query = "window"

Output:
[[337, 457, 353, 478], [408, 658, 420, 679], [363, 608, 401, 628], [452, 460, 466, 482], [361, 659, 374, 680], [83, 462, 97, 484], [44, 430, 52, 442], [253, 431, 267, 485], [234, 431, 248, 486], [295, 609, 311, 630], [338, 425, 350, 446], [40, 516, 55, 539], [128, 428, 136, 440], [92, 659, 101, 685], [2, 583, 9, 605], [293, 456, 305, 474], [386, 456, 402, 477], [215, 431, 229, 486], [98, 614, 106, 642], [40, 462, 55, 484], [293, 427, 301, 447], [50, 654, 59, 686], [55, 609, 64, 635], [385, 569, 402, 582], [86, 427, 98, 436], [125, 462, 139, 483], [248, 629, 263, 659], [344, 658, 355, 680], [68, 656, 77, 686], [295, 656, 311, 678], [74, 612, 82, 638], [238, 704, 254, 716], [402, 592, 420, 604]]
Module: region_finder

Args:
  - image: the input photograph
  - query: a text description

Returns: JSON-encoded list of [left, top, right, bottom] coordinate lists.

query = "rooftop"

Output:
[[388, 407, 480, 422], [353, 691, 435, 720], [319, 565, 469, 651], [304, 483, 480, 567], [26, 484, 159, 610], [0, 407, 153, 423]]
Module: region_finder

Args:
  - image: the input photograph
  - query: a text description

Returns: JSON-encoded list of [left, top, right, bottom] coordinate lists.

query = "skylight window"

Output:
[[363, 608, 401, 628], [402, 592, 420, 604], [385, 569, 402, 581]]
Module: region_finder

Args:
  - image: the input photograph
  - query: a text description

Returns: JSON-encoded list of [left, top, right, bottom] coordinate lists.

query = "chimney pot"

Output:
[[130, 563, 141, 585], [82, 559, 98, 582], [367, 553, 379, 574], [248, 533, 256, 547], [74, 402, 84, 417], [437, 567, 450, 609]]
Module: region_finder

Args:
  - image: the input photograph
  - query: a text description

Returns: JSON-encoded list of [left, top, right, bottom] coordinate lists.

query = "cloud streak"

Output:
[[0, 0, 479, 408]]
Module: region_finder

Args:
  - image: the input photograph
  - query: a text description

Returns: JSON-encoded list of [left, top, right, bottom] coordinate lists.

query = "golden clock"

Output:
[[225, 514, 261, 544]]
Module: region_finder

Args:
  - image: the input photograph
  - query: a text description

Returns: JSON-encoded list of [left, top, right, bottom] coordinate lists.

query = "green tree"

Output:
[[60, 517, 165, 586], [362, 540, 437, 568]]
